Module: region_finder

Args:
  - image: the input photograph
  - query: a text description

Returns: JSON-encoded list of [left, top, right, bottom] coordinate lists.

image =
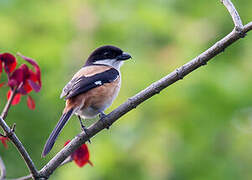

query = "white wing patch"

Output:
[[94, 81, 102, 85]]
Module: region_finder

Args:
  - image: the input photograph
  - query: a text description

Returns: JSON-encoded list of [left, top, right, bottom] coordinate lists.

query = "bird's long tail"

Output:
[[42, 108, 74, 157]]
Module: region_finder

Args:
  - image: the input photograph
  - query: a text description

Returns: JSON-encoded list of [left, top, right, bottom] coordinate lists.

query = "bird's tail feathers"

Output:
[[42, 108, 74, 157]]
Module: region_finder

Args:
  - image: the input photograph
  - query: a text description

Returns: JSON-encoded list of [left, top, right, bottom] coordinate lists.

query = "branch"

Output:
[[0, 83, 39, 179], [38, 7, 252, 180], [0, 86, 38, 179], [0, 156, 6, 180], [13, 157, 73, 180], [1, 82, 24, 121], [221, 0, 243, 30], [11, 174, 32, 180], [0, 118, 38, 179], [1, 87, 17, 120]]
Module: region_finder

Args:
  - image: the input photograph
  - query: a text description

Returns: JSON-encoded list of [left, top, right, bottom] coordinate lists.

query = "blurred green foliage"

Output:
[[1, 0, 252, 179]]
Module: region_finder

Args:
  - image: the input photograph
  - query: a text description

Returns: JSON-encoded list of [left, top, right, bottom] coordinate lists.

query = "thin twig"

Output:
[[0, 82, 39, 179], [244, 22, 252, 31], [12, 157, 73, 180], [60, 156, 73, 166], [221, 0, 243, 30], [1, 87, 17, 120], [38, 21, 252, 178], [11, 174, 33, 180], [0, 118, 38, 179], [0, 156, 6, 180]]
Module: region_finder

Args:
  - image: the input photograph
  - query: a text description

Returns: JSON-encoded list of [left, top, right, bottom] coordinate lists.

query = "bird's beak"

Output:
[[116, 52, 132, 61]]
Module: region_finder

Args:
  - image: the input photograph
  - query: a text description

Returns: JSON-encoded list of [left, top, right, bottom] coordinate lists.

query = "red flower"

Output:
[[0, 136, 9, 149], [4, 53, 41, 110], [8, 53, 41, 93], [0, 53, 17, 76], [17, 53, 41, 92], [64, 140, 93, 167]]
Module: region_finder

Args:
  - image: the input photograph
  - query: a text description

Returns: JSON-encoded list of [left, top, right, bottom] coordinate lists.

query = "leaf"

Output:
[[73, 144, 91, 167], [28, 80, 41, 92], [17, 53, 41, 87], [64, 140, 93, 167], [7, 68, 24, 88], [27, 95, 35, 110], [0, 53, 17, 74]]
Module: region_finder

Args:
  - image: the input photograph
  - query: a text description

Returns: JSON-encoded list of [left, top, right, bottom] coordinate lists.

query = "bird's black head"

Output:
[[85, 45, 131, 69]]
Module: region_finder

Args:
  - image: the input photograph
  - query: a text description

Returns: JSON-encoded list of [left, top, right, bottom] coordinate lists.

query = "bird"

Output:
[[42, 45, 131, 157]]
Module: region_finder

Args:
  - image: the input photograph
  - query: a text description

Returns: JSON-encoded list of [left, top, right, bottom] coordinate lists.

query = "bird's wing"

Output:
[[60, 67, 119, 99]]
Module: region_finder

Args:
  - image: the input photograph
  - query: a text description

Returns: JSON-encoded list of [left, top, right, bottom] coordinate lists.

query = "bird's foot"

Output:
[[81, 126, 91, 144], [99, 111, 106, 119], [99, 112, 111, 129], [78, 116, 91, 144]]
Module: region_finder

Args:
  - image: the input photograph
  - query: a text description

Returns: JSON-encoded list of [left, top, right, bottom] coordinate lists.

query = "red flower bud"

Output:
[[64, 140, 93, 167]]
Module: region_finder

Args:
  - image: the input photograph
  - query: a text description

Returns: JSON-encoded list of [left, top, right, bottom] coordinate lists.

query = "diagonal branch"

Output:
[[0, 118, 38, 179], [4, 0, 250, 179], [12, 157, 73, 180], [38, 22, 252, 179], [221, 0, 243, 30], [221, 0, 243, 28]]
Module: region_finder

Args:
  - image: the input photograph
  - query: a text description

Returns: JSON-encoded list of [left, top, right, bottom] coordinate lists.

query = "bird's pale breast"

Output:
[[75, 76, 121, 118]]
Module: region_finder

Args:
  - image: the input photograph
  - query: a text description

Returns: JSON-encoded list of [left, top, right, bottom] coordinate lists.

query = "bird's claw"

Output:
[[78, 116, 91, 144], [99, 112, 111, 129], [81, 126, 91, 144], [99, 112, 106, 119]]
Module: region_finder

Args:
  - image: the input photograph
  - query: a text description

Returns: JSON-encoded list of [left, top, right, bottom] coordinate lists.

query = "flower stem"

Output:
[[1, 87, 17, 120]]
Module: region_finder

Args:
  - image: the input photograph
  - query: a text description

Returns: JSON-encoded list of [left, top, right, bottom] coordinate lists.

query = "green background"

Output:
[[1, 0, 252, 179]]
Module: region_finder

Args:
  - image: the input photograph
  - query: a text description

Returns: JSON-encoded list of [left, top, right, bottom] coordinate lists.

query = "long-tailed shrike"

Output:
[[42, 45, 131, 157]]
